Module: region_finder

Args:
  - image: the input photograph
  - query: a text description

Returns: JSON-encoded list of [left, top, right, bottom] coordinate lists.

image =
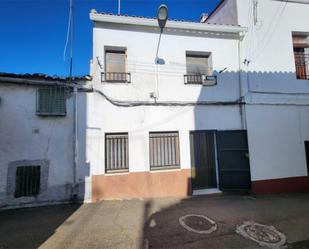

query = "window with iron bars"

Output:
[[292, 34, 309, 80], [14, 166, 41, 198], [36, 86, 66, 116], [105, 133, 129, 173], [149, 132, 180, 170]]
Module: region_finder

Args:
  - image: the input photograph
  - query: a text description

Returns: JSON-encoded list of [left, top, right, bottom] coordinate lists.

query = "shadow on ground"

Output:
[[0, 204, 80, 249]]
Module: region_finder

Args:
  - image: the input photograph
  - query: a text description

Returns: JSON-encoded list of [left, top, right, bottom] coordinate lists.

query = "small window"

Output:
[[36, 86, 66, 116], [149, 131, 180, 170], [105, 133, 129, 173], [103, 48, 130, 83], [185, 51, 215, 85], [15, 166, 40, 198], [292, 33, 309, 80], [305, 141, 309, 175]]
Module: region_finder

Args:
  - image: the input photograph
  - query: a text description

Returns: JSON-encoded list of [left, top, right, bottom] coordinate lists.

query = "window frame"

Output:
[[292, 33, 309, 80], [36, 86, 67, 116], [149, 131, 181, 171], [184, 51, 215, 85], [105, 133, 129, 173], [102, 46, 131, 83]]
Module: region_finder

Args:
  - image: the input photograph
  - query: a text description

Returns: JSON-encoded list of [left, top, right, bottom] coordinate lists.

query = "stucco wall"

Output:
[[235, 0, 309, 182], [246, 105, 309, 181], [87, 23, 244, 178], [0, 84, 87, 206], [207, 0, 238, 25]]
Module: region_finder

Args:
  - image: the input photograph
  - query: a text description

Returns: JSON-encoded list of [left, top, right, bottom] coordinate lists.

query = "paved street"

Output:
[[0, 194, 309, 249]]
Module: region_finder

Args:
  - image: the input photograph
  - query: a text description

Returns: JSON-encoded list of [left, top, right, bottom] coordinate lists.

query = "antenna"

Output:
[[64, 0, 74, 80], [118, 0, 121, 15]]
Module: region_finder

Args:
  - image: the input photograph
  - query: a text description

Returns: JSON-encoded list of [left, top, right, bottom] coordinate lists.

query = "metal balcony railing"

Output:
[[294, 52, 309, 80], [184, 74, 217, 86], [101, 72, 131, 83]]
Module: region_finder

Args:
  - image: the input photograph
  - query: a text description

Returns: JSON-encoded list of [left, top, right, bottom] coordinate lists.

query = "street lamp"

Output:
[[157, 4, 168, 31]]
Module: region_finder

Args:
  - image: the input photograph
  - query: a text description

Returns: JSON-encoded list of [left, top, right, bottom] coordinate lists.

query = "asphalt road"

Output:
[[0, 194, 309, 249]]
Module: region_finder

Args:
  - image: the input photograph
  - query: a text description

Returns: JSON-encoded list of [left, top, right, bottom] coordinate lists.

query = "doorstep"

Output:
[[192, 188, 222, 196]]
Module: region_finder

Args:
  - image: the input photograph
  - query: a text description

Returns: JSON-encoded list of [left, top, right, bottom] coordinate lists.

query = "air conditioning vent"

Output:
[[202, 75, 217, 86]]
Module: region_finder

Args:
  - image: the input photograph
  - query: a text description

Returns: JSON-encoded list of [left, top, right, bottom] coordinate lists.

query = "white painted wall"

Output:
[[0, 84, 90, 205], [87, 20, 244, 176], [234, 0, 309, 180]]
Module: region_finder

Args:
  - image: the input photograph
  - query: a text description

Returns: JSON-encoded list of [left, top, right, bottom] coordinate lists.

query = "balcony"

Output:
[[184, 74, 217, 86], [294, 52, 309, 80], [101, 72, 131, 83]]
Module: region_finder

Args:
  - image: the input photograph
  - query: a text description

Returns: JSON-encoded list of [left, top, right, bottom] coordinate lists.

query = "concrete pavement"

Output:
[[0, 194, 309, 249]]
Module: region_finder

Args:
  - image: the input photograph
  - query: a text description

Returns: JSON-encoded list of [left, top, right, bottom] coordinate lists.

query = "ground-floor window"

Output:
[[15, 166, 41, 198], [149, 131, 180, 170], [105, 133, 129, 173]]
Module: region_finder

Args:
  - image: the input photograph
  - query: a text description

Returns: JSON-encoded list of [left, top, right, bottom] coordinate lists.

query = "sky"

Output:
[[0, 0, 221, 77]]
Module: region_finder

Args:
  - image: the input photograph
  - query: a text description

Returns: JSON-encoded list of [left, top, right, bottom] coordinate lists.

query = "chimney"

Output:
[[200, 13, 209, 23]]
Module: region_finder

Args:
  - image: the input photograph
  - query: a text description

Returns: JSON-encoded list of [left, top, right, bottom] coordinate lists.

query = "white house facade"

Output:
[[88, 11, 251, 200]]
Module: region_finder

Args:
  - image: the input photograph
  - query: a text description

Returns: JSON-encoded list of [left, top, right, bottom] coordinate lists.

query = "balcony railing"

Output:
[[294, 52, 309, 80], [101, 72, 131, 83], [184, 74, 217, 86]]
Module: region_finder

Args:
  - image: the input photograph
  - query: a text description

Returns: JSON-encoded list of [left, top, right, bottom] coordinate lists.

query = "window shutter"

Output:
[[37, 86, 66, 115], [105, 51, 126, 73], [186, 55, 209, 75]]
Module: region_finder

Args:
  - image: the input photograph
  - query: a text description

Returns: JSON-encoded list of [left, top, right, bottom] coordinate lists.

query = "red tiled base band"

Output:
[[252, 176, 309, 194], [92, 169, 192, 201]]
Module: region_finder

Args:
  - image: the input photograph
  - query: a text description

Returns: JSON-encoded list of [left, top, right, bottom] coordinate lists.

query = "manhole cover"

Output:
[[236, 221, 286, 248], [179, 214, 217, 234]]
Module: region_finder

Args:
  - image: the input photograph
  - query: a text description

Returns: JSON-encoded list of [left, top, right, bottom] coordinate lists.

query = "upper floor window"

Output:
[[184, 51, 216, 86], [36, 86, 66, 116], [102, 47, 131, 83], [292, 33, 309, 80]]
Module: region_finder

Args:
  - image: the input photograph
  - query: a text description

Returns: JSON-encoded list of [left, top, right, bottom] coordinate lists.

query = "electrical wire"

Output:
[[63, 0, 73, 62], [250, 0, 288, 62], [93, 88, 243, 107]]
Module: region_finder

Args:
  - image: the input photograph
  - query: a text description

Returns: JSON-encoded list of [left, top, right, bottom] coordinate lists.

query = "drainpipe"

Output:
[[72, 84, 78, 200], [238, 35, 247, 130]]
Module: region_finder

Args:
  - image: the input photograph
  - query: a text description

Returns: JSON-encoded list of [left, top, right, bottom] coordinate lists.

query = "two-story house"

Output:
[[88, 10, 250, 200]]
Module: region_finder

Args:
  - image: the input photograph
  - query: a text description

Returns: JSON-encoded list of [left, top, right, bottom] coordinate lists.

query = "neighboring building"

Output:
[[207, 0, 309, 193], [0, 73, 90, 207]]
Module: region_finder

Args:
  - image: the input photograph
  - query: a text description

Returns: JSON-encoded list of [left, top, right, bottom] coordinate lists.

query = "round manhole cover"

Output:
[[179, 214, 217, 234], [236, 221, 286, 248]]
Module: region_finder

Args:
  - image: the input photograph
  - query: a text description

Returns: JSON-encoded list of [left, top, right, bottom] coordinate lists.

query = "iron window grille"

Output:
[[105, 133, 129, 173], [294, 52, 309, 80], [14, 166, 41, 198], [149, 131, 180, 170], [36, 86, 66, 116]]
